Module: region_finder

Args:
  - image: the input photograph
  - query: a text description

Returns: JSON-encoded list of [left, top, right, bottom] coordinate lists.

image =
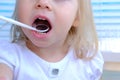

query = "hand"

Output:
[[0, 64, 13, 80]]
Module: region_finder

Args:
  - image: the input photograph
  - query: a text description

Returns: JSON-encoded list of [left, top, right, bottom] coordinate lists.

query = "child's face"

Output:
[[17, 0, 78, 47]]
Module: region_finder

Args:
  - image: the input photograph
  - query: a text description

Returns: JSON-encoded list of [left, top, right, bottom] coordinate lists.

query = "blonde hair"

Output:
[[11, 0, 98, 60]]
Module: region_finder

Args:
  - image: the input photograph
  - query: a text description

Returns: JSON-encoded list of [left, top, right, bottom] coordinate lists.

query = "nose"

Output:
[[35, 0, 52, 11]]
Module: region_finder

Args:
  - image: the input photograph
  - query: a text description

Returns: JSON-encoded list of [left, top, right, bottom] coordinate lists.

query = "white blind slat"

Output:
[[0, 0, 15, 40]]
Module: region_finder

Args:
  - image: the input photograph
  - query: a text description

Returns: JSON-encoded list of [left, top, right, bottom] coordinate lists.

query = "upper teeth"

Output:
[[38, 18, 46, 21]]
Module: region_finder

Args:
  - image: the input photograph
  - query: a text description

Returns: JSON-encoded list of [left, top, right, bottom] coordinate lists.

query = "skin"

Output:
[[0, 64, 13, 80], [17, 0, 78, 62], [0, 0, 78, 79]]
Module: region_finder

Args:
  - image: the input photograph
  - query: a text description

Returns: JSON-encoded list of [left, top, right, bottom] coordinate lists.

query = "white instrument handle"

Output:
[[0, 16, 48, 33]]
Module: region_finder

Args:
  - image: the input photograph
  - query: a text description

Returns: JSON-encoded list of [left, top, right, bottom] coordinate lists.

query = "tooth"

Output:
[[38, 18, 46, 20]]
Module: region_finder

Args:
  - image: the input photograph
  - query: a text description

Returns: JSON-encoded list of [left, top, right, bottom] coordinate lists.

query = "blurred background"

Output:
[[0, 0, 120, 80]]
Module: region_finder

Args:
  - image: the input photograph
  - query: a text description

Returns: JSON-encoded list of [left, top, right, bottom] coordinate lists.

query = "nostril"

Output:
[[46, 6, 49, 9], [36, 4, 49, 9], [35, 0, 52, 11], [37, 4, 41, 7]]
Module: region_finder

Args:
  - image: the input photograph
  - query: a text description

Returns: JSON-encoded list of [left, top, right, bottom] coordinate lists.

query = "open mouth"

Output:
[[32, 18, 51, 33]]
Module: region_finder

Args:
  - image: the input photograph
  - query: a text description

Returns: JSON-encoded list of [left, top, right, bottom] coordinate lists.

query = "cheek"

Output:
[[57, 11, 77, 29], [17, 7, 26, 22], [16, 1, 32, 23], [57, 7, 77, 27], [54, 8, 77, 36]]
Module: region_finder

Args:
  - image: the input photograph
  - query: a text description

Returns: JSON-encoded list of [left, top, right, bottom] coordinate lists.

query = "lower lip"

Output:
[[31, 30, 49, 39]]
